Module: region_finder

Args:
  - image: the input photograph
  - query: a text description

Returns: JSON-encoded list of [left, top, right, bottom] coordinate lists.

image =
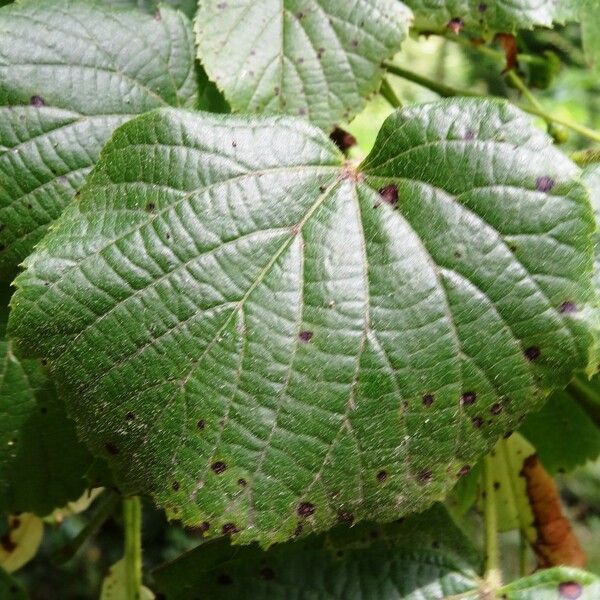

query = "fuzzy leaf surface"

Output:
[[9, 99, 595, 545]]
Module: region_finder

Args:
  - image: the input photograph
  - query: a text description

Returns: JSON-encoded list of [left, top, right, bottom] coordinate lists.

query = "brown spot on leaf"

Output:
[[172, 481, 180, 491], [417, 469, 433, 484], [222, 523, 239, 535], [536, 176, 555, 192], [495, 33, 518, 72], [472, 416, 483, 428], [491, 403, 503, 415], [30, 95, 45, 107], [524, 346, 541, 361], [298, 330, 313, 343], [457, 465, 471, 477], [464, 129, 476, 140], [145, 203, 156, 212], [378, 184, 398, 206], [329, 127, 357, 153], [447, 18, 463, 34], [238, 478, 247, 487], [422, 393, 434, 407], [338, 511, 354, 524], [0, 534, 16, 553], [197, 419, 206, 430], [293, 522, 303, 536], [479, 2, 488, 11], [376, 470, 388, 482], [125, 412, 136, 421], [559, 301, 577, 314], [211, 461, 227, 474], [461, 391, 477, 406], [297, 502, 316, 517]]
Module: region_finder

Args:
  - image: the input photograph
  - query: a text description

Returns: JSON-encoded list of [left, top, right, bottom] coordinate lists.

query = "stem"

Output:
[[379, 77, 402, 108], [571, 148, 600, 166], [53, 490, 120, 564], [123, 496, 142, 600], [482, 454, 502, 591], [504, 70, 544, 113], [383, 62, 600, 143], [519, 529, 528, 577]]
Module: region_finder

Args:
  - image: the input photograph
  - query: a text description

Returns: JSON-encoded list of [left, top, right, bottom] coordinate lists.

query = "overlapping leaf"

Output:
[[154, 504, 480, 600], [404, 0, 581, 33], [194, 0, 413, 130], [0, 285, 92, 516], [9, 99, 596, 545], [0, 0, 198, 280]]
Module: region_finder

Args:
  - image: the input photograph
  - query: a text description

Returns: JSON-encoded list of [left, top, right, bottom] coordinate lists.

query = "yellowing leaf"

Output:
[[100, 559, 154, 600], [0, 514, 43, 573]]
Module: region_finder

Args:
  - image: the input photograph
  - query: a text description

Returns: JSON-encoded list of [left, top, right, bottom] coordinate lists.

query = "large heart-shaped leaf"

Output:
[[0, 285, 92, 516], [9, 98, 595, 545], [194, 0, 413, 130], [0, 0, 199, 280], [403, 0, 580, 33]]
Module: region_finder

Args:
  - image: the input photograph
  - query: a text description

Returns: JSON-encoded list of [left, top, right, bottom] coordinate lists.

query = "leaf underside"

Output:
[[9, 98, 595, 546], [0, 0, 198, 280], [194, 0, 413, 130]]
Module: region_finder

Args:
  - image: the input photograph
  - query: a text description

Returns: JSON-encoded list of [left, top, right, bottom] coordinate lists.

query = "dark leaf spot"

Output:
[[351, 39, 359, 48], [104, 442, 119, 455], [472, 416, 483, 428], [417, 469, 432, 484], [376, 470, 388, 482], [524, 346, 541, 361], [10, 518, 20, 529], [447, 18, 463, 34], [30, 95, 45, 107], [536, 176, 555, 192], [479, 2, 488, 11], [125, 412, 136, 421], [298, 107, 306, 116], [0, 534, 16, 553], [457, 465, 471, 477], [211, 461, 227, 474], [237, 478, 247, 487], [297, 502, 316, 517], [559, 581, 582, 599], [490, 403, 503, 415], [216, 2, 227, 9], [260, 567, 275, 580], [217, 574, 233, 585], [298, 330, 313, 343], [494, 481, 501, 490], [338, 511, 354, 524], [559, 301, 577, 314], [197, 419, 206, 430], [232, 141, 237, 148], [461, 391, 477, 406], [378, 184, 398, 206], [464, 129, 476, 140], [432, 540, 440, 549], [222, 523, 238, 535], [172, 481, 180, 491], [422, 393, 434, 407], [329, 127, 357, 153], [296, 11, 304, 19], [293, 522, 303, 536], [145, 203, 156, 212]]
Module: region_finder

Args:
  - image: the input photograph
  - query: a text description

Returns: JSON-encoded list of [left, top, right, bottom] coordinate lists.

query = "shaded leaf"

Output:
[[154, 504, 480, 600], [0, 568, 26, 600], [194, 0, 413, 130], [8, 99, 596, 545], [0, 285, 93, 516], [0, 0, 199, 279]]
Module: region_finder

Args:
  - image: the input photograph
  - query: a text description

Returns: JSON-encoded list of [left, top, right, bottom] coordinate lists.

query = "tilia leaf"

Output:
[[194, 0, 413, 130], [0, 0, 199, 280], [9, 98, 596, 545]]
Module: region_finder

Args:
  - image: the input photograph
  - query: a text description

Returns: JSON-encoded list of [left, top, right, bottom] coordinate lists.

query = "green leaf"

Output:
[[0, 0, 199, 280], [100, 558, 155, 600], [153, 504, 480, 600], [9, 99, 595, 545], [494, 567, 600, 599], [194, 0, 413, 130], [581, 1, 600, 71], [0, 568, 26, 600], [102, 0, 197, 18], [403, 0, 580, 33], [0, 285, 93, 516], [583, 165, 600, 289], [521, 385, 600, 474]]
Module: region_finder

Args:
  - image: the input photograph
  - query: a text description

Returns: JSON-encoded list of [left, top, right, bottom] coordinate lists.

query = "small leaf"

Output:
[[0, 0, 199, 279], [100, 558, 154, 600], [194, 0, 413, 130], [0, 514, 43, 573], [404, 0, 581, 34], [9, 99, 596, 545], [153, 504, 480, 600]]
